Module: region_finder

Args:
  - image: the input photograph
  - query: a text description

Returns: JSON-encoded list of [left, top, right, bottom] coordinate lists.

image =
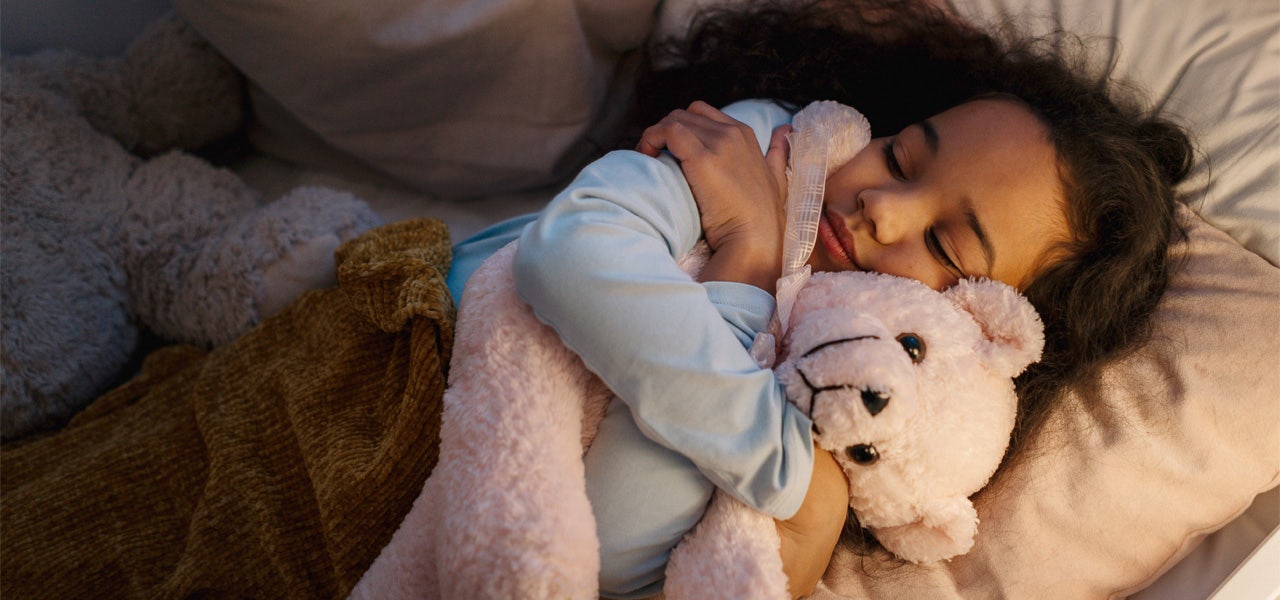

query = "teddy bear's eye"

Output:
[[896, 333, 926, 363], [847, 444, 879, 465]]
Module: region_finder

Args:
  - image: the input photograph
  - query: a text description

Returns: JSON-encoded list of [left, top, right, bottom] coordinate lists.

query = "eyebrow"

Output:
[[918, 119, 940, 154]]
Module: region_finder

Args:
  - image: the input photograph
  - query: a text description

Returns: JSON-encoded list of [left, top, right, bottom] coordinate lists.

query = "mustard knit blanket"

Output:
[[2, 218, 454, 599]]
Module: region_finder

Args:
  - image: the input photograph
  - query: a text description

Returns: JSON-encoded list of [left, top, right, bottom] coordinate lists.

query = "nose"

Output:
[[860, 187, 928, 246], [862, 389, 889, 416]]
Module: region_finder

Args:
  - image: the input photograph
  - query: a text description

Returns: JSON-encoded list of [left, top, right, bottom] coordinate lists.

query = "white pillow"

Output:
[[172, 0, 660, 197]]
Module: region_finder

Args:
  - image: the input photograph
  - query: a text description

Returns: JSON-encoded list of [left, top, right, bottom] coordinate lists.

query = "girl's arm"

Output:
[[778, 445, 849, 598], [636, 101, 850, 598], [514, 100, 815, 519], [635, 101, 791, 294]]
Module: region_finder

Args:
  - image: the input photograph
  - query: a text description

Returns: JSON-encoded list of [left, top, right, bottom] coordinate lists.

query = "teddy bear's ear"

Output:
[[872, 497, 978, 564], [944, 278, 1045, 378], [790, 100, 871, 176]]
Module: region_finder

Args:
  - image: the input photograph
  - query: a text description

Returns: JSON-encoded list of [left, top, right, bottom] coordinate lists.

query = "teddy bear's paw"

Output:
[[242, 186, 383, 325], [163, 184, 380, 346], [435, 469, 600, 600], [350, 476, 448, 600], [122, 12, 245, 155], [872, 498, 978, 564], [123, 172, 378, 347], [257, 234, 343, 319], [665, 492, 789, 600], [121, 152, 261, 347]]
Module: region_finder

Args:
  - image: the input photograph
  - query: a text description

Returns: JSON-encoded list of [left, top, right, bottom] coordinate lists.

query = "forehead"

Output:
[[927, 99, 1057, 159], [925, 99, 1066, 288]]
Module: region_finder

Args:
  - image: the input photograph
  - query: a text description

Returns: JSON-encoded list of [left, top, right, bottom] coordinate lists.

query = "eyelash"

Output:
[[926, 229, 962, 275], [881, 140, 905, 180]]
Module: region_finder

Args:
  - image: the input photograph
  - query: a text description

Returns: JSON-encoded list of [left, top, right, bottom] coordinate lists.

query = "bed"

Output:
[[2, 0, 1276, 598]]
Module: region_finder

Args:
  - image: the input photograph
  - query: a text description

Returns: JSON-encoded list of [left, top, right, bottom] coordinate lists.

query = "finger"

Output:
[[637, 117, 715, 162], [638, 109, 739, 160], [636, 135, 664, 157], [687, 101, 766, 153], [670, 107, 735, 133], [637, 115, 695, 157], [637, 111, 689, 156], [766, 124, 792, 191], [637, 111, 704, 155], [685, 100, 738, 125]]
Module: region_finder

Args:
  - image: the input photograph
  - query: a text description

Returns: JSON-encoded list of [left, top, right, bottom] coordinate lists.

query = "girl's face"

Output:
[[808, 99, 1068, 291]]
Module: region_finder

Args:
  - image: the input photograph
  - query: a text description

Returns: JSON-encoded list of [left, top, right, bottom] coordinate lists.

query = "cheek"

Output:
[[824, 145, 884, 208], [821, 179, 856, 214], [862, 249, 948, 290]]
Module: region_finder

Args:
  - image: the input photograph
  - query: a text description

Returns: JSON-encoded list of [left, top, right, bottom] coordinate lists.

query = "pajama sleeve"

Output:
[[513, 99, 815, 519]]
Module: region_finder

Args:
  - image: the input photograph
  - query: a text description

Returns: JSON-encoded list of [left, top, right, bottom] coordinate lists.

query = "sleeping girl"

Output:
[[443, 0, 1194, 597]]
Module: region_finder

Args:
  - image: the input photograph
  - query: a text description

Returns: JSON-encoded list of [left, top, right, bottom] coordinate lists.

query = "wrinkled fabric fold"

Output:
[[1, 218, 455, 600]]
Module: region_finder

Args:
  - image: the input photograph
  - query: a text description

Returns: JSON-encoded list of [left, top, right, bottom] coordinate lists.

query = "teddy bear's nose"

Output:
[[862, 389, 890, 416]]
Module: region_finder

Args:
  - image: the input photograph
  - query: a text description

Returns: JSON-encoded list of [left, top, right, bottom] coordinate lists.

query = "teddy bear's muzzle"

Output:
[[794, 354, 892, 420], [793, 341, 918, 445]]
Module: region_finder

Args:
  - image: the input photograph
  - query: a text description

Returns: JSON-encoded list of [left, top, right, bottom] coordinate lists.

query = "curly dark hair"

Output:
[[634, 0, 1194, 554]]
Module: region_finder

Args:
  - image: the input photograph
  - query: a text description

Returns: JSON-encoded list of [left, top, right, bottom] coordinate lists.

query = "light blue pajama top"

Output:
[[445, 100, 815, 593]]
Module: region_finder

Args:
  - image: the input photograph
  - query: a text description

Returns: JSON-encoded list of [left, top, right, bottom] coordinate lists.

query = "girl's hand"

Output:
[[776, 446, 849, 599], [637, 101, 792, 293]]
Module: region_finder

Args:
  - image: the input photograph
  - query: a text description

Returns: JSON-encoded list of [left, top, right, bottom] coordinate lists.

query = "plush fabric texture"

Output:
[[354, 244, 1043, 599], [170, 0, 660, 197], [0, 12, 382, 441], [353, 242, 609, 600], [0, 219, 454, 600], [775, 272, 1043, 564]]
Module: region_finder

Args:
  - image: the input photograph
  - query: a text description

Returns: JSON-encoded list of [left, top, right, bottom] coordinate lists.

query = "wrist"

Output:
[[775, 448, 849, 599], [699, 234, 783, 294]]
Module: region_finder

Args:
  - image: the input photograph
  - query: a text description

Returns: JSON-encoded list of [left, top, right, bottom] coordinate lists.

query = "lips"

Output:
[[819, 209, 859, 269]]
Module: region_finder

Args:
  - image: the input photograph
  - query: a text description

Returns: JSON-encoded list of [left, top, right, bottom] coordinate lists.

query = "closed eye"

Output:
[[881, 140, 905, 180], [926, 228, 963, 278]]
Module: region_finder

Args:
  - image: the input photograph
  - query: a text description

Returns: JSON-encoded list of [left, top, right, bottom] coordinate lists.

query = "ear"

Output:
[[871, 497, 978, 564], [790, 100, 871, 175], [944, 278, 1045, 378]]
